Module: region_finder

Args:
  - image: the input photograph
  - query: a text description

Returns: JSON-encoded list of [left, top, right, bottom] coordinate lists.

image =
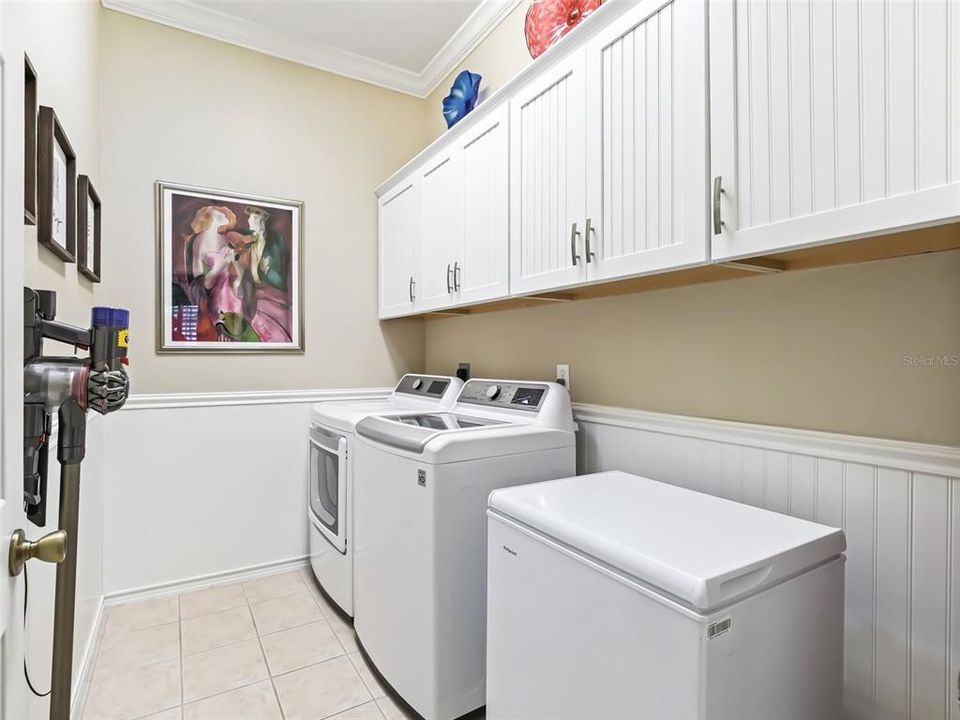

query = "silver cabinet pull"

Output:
[[584, 217, 596, 262], [713, 176, 725, 235], [453, 262, 461, 292], [570, 222, 582, 266], [409, 276, 415, 302], [446, 264, 453, 293]]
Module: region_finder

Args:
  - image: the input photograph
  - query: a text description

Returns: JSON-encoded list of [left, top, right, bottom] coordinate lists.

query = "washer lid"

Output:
[[355, 413, 506, 454], [488, 471, 846, 612], [312, 399, 399, 432]]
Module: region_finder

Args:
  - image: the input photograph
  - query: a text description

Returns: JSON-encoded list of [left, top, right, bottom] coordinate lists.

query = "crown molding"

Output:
[[418, 0, 523, 97], [101, 0, 523, 98]]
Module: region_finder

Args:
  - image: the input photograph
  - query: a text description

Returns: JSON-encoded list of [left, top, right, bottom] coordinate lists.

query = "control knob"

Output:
[[486, 384, 501, 400], [412, 378, 423, 390]]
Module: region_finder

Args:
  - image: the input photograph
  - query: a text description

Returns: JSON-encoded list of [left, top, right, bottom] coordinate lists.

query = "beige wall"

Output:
[[99, 11, 429, 394], [24, 1, 102, 329], [424, 2, 531, 140], [425, 251, 960, 445]]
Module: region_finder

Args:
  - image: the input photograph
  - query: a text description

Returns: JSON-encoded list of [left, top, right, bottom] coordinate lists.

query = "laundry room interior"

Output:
[[3, 0, 959, 719]]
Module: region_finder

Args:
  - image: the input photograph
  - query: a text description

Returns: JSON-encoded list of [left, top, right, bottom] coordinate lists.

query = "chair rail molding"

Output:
[[572, 403, 960, 478], [121, 387, 393, 411]]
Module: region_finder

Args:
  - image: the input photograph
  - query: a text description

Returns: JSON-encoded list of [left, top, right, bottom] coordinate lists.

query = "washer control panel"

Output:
[[458, 381, 549, 412], [395, 375, 452, 399]]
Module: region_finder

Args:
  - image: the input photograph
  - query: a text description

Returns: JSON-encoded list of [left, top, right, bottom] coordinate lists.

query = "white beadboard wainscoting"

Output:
[[574, 404, 960, 720], [90, 389, 959, 720], [100, 388, 390, 597]]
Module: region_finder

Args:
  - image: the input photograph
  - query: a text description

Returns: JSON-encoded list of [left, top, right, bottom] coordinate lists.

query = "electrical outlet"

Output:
[[556, 364, 570, 390]]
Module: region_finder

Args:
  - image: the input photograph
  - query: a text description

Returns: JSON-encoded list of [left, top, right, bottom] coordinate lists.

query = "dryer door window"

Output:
[[309, 426, 347, 554]]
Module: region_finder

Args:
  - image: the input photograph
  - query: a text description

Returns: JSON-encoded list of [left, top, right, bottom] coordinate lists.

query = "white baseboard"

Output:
[[103, 555, 310, 607]]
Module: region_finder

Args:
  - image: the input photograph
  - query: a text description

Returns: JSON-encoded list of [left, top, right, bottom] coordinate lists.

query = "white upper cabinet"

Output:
[[378, 177, 419, 318], [584, 0, 709, 281], [379, 0, 957, 317], [510, 48, 588, 294], [417, 105, 510, 313], [418, 151, 463, 311], [458, 103, 510, 305], [709, 0, 960, 261]]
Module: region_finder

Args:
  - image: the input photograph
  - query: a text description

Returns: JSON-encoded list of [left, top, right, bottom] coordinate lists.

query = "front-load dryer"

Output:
[[308, 374, 462, 617], [352, 379, 576, 720]]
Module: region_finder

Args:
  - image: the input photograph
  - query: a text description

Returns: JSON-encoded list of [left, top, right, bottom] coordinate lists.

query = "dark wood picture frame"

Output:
[[37, 105, 76, 262], [77, 175, 101, 282], [24, 54, 38, 225]]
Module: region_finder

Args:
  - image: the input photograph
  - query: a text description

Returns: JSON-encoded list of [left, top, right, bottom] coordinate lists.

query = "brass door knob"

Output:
[[9, 528, 67, 576]]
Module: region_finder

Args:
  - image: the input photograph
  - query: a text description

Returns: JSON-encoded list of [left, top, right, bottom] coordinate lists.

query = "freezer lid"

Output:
[[488, 471, 846, 612]]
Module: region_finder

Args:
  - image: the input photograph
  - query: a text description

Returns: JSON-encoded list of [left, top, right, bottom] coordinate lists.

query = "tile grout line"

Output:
[[178, 593, 184, 713], [117, 569, 375, 718], [245, 573, 287, 720]]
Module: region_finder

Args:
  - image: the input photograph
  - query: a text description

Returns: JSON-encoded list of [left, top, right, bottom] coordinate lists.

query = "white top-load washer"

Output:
[[308, 374, 462, 617], [353, 379, 576, 720], [486, 471, 847, 720]]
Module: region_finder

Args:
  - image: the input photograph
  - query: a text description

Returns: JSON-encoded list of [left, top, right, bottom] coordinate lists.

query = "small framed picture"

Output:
[[24, 54, 38, 225], [77, 175, 101, 282], [37, 106, 76, 262]]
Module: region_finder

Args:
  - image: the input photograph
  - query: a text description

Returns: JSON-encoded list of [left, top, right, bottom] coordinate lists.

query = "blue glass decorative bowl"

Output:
[[442, 70, 482, 129]]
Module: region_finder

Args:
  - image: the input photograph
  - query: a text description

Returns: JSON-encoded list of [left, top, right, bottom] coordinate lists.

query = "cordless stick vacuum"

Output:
[[21, 287, 131, 720]]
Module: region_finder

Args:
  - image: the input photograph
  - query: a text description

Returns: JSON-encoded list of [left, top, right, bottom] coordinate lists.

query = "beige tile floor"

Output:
[[80, 568, 420, 720]]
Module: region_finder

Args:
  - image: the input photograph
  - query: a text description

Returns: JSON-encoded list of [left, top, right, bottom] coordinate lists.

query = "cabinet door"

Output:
[[584, 0, 708, 281], [510, 47, 588, 295], [378, 178, 419, 318], [458, 104, 510, 305], [418, 151, 463, 311], [710, 0, 960, 261]]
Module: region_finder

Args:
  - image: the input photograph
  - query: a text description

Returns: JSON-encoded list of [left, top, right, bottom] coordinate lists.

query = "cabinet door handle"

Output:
[[570, 222, 582, 266], [584, 218, 596, 262], [446, 264, 453, 293], [409, 276, 415, 302], [453, 262, 461, 291], [713, 176, 725, 235]]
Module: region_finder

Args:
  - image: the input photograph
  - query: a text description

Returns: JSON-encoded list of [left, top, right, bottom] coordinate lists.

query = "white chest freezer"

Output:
[[486, 471, 846, 720]]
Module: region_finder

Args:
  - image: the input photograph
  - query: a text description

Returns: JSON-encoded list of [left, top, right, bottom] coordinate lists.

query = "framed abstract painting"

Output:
[[156, 181, 304, 353]]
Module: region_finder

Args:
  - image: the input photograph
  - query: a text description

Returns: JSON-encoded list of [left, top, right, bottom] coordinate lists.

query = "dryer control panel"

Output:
[[458, 381, 549, 412], [395, 375, 453, 399]]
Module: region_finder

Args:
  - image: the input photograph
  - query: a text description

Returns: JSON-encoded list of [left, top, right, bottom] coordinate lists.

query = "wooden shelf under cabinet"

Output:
[[414, 222, 960, 319]]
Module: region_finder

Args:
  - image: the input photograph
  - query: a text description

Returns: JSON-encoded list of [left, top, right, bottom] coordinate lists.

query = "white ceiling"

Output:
[[101, 0, 522, 98]]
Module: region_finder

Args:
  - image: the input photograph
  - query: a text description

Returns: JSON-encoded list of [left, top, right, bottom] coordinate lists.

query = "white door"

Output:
[[457, 103, 510, 305], [584, 0, 709, 281], [2, 2, 33, 718], [417, 151, 462, 311], [510, 47, 588, 294], [378, 176, 419, 318], [709, 0, 960, 261]]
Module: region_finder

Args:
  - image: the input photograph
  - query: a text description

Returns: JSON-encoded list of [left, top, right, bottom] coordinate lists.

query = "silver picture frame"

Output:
[[155, 181, 305, 353]]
